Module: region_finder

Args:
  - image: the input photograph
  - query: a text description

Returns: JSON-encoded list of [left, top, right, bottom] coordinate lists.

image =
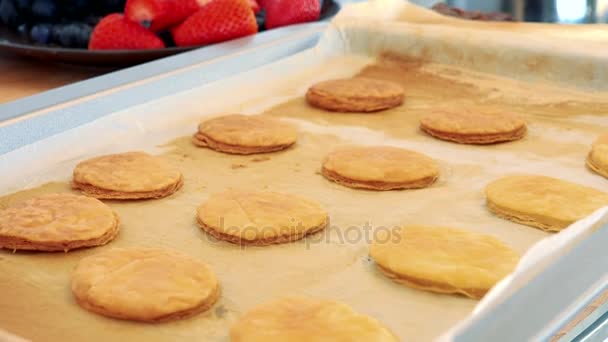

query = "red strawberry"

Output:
[[124, 0, 211, 32], [265, 0, 320, 29], [89, 14, 165, 50], [248, 0, 260, 13], [172, 0, 258, 47]]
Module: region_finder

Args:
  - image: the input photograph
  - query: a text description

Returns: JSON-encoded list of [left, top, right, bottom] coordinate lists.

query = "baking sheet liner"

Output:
[[2, 2, 608, 341]]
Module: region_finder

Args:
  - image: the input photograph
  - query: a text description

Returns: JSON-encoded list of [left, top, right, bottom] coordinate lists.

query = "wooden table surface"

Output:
[[0, 53, 113, 104]]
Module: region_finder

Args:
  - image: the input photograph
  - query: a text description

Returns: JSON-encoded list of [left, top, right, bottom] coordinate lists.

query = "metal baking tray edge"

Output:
[[453, 222, 608, 341]]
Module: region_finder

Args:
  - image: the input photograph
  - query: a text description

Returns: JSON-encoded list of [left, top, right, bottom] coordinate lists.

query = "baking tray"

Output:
[[2, 1, 608, 341]]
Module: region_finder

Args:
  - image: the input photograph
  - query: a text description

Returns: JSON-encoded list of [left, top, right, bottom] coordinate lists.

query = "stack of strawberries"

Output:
[[89, 0, 321, 50]]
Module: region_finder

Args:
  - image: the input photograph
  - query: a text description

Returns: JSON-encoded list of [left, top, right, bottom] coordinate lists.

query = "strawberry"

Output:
[[172, 0, 257, 47], [124, 0, 212, 32], [89, 14, 165, 50], [265, 0, 320, 29], [248, 0, 260, 13]]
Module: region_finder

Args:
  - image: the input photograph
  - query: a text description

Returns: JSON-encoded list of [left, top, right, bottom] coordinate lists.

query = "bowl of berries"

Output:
[[0, 0, 338, 66]]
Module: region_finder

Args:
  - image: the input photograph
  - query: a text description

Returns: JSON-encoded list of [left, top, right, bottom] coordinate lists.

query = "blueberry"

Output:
[[54, 23, 91, 48], [32, 0, 57, 20], [50, 23, 62, 41], [0, 0, 20, 27], [30, 23, 52, 44]]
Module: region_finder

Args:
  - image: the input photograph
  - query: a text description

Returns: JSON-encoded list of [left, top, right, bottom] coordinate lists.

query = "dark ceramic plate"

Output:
[[0, 0, 340, 67]]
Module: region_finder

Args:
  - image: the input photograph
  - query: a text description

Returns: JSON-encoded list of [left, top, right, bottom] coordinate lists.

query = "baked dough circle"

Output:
[[306, 78, 405, 113], [369, 225, 519, 299], [420, 108, 526, 144], [192, 114, 297, 154], [71, 247, 219, 322], [0, 193, 119, 251], [486, 175, 608, 232], [321, 146, 439, 190], [587, 134, 608, 179], [73, 151, 183, 200], [197, 190, 328, 245], [230, 297, 398, 342]]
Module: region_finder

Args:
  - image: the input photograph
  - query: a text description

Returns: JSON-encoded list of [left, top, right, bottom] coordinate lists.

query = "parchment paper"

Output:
[[2, 2, 608, 341]]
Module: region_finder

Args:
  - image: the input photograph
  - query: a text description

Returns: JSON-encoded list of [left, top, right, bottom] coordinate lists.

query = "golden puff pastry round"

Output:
[[197, 190, 328, 245], [306, 78, 405, 113], [71, 247, 220, 322], [486, 175, 608, 232], [370, 225, 519, 299], [73, 151, 183, 200], [230, 297, 398, 342], [420, 108, 526, 144], [587, 134, 608, 179], [192, 114, 297, 154], [0, 193, 118, 252], [322, 146, 439, 191]]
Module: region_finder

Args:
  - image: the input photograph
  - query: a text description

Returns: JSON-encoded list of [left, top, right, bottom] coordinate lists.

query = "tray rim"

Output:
[[452, 223, 608, 341]]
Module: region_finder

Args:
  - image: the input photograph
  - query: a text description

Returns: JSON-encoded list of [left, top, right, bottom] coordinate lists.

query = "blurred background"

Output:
[[443, 0, 608, 23]]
